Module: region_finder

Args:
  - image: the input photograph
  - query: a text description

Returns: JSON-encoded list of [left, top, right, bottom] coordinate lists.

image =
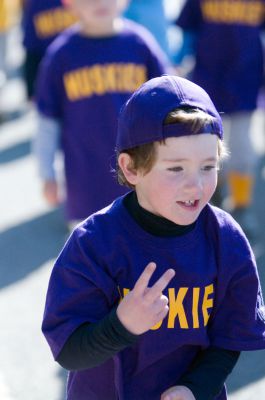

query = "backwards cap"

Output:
[[116, 75, 223, 151]]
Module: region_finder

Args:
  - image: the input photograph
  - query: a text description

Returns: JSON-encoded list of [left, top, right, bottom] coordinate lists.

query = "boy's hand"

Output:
[[43, 180, 60, 206], [161, 386, 196, 400], [116, 262, 175, 335]]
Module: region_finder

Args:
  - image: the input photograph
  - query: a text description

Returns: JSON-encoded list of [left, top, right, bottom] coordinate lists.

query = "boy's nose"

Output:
[[184, 175, 203, 196]]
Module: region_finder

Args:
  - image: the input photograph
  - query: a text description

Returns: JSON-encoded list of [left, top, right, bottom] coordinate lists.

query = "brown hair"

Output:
[[116, 107, 226, 188]]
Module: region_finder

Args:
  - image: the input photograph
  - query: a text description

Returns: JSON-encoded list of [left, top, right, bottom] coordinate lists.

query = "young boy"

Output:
[[42, 76, 265, 400], [34, 0, 169, 226]]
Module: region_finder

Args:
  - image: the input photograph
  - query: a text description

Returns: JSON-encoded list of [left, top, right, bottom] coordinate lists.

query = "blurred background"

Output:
[[0, 0, 264, 399]]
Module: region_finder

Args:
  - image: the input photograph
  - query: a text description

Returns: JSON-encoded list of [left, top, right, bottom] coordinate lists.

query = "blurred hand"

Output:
[[43, 180, 60, 206], [161, 385, 196, 400], [117, 262, 175, 335]]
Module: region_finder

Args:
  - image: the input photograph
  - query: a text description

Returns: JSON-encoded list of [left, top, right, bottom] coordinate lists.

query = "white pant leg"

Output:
[[222, 111, 257, 174]]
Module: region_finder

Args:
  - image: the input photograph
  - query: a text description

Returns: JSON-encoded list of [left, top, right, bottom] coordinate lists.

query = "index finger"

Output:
[[145, 268, 175, 302], [133, 262, 157, 295]]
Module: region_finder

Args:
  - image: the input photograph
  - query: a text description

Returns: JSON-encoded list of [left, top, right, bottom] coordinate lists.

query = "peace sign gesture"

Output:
[[117, 262, 175, 335]]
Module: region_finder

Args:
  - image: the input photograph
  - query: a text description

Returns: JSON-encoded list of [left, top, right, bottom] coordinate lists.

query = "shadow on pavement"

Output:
[[227, 349, 265, 393], [0, 139, 31, 164], [0, 207, 68, 289], [252, 155, 265, 292], [57, 367, 68, 400]]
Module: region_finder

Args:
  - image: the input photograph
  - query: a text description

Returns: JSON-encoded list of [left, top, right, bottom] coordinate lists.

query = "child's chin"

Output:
[[176, 214, 199, 226]]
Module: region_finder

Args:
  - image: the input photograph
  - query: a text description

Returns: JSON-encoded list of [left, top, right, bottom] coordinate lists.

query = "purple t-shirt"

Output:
[[42, 195, 265, 399], [176, 0, 265, 113], [36, 21, 169, 220], [22, 0, 76, 54]]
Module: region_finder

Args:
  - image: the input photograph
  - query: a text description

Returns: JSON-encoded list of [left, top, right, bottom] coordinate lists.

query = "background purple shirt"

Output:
[[176, 0, 265, 113], [22, 0, 76, 54]]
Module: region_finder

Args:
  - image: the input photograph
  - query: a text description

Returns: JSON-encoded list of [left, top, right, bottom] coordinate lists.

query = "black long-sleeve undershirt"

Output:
[[177, 346, 240, 400], [57, 307, 138, 370], [56, 191, 240, 399]]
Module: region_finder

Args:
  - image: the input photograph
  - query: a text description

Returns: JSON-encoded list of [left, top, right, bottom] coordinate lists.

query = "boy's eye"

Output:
[[167, 166, 183, 172], [202, 165, 217, 171]]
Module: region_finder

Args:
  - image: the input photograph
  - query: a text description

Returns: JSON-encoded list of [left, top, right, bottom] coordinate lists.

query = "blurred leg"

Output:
[[0, 31, 7, 85], [227, 111, 256, 209], [223, 111, 259, 240]]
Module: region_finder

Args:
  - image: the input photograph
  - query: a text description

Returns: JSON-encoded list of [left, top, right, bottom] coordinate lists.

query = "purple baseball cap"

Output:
[[116, 75, 223, 151]]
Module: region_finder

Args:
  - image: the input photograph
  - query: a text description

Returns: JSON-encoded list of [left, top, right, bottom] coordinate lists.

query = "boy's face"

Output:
[[63, 0, 128, 34], [124, 134, 219, 226]]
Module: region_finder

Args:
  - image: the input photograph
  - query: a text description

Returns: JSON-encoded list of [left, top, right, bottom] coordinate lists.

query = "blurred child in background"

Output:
[[174, 0, 265, 239], [22, 0, 76, 98], [34, 0, 170, 229]]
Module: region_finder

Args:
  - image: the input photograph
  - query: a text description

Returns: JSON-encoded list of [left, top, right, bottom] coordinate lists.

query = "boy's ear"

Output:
[[118, 153, 139, 185]]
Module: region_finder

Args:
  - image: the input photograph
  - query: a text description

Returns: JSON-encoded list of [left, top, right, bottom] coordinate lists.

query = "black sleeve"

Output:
[[177, 346, 240, 400], [56, 308, 138, 370]]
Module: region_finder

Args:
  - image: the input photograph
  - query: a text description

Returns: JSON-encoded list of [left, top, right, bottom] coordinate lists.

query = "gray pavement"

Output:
[[0, 13, 265, 400]]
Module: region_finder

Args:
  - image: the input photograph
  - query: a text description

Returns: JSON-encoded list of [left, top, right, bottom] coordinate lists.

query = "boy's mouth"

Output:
[[176, 200, 199, 209]]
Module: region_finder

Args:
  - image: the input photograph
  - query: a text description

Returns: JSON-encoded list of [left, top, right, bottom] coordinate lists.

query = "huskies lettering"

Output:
[[34, 7, 76, 38], [63, 63, 147, 101], [201, 0, 264, 26], [121, 284, 214, 330]]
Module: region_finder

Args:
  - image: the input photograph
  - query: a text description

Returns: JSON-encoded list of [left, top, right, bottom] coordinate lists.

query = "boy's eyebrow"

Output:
[[162, 157, 218, 162]]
